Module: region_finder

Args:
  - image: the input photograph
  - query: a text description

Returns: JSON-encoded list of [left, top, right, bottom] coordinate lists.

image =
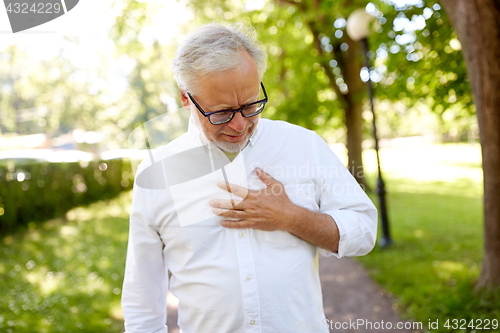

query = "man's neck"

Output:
[[222, 150, 238, 162]]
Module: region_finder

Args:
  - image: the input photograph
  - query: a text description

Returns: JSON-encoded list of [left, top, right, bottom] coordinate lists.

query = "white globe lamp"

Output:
[[346, 9, 375, 41]]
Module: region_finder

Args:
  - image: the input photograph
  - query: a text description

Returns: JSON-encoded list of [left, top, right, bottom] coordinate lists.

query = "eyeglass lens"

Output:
[[209, 102, 266, 124]]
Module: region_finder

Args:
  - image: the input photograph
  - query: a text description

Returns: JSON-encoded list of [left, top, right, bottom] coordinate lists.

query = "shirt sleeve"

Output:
[[312, 133, 378, 258], [122, 182, 169, 333]]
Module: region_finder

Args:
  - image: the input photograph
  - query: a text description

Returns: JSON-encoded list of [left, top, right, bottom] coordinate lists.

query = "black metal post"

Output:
[[361, 38, 392, 248]]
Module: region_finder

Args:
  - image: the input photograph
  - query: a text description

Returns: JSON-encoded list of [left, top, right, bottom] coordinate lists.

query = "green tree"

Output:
[[0, 44, 108, 139], [108, 0, 185, 137]]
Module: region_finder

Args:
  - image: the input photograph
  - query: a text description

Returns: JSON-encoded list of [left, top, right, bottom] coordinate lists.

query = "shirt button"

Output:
[[250, 320, 255, 325], [239, 232, 244, 238], [245, 275, 251, 281]]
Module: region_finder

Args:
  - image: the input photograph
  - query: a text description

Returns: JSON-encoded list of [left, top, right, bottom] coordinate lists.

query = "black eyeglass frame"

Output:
[[187, 82, 268, 125]]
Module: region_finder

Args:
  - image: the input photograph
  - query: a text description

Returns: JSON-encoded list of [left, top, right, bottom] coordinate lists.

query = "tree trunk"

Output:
[[440, 0, 500, 290], [343, 36, 368, 188], [344, 100, 365, 184]]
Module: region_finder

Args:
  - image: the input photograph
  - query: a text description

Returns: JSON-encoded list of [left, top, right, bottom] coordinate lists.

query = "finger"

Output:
[[209, 199, 244, 209], [220, 220, 249, 229], [217, 181, 251, 199], [212, 207, 230, 216], [255, 167, 277, 187], [212, 208, 246, 220]]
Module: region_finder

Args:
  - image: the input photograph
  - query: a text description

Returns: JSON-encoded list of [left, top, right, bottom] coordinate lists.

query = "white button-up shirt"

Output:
[[122, 116, 377, 333]]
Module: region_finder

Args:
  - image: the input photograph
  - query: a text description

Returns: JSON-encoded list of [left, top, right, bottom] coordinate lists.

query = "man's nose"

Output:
[[227, 112, 247, 132]]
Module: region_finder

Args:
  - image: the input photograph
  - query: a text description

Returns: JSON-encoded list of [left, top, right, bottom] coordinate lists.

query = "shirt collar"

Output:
[[187, 114, 207, 146], [247, 117, 263, 147]]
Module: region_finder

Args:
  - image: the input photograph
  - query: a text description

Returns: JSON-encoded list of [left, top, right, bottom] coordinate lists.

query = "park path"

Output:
[[166, 256, 422, 333]]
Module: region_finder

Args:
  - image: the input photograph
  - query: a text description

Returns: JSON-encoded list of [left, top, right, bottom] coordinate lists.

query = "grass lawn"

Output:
[[357, 143, 500, 332], [1, 143, 498, 332], [0, 193, 132, 332]]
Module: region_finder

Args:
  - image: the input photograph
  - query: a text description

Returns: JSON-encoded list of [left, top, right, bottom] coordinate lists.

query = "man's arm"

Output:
[[122, 184, 169, 333], [282, 204, 340, 253], [309, 132, 378, 257]]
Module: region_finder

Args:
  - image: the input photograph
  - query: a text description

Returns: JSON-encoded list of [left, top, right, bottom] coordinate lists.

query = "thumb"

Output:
[[256, 167, 276, 187]]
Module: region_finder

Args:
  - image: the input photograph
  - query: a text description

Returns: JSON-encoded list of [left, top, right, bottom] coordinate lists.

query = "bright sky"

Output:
[[0, 0, 193, 65], [0, 0, 114, 54]]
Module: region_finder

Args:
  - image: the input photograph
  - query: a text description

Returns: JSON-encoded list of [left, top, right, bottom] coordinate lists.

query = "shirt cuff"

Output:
[[318, 209, 365, 258]]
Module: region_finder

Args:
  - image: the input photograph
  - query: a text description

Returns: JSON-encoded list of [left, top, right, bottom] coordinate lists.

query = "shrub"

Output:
[[0, 159, 133, 232]]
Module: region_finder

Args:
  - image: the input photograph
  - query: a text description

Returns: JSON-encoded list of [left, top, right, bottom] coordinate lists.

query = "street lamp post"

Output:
[[346, 9, 392, 248]]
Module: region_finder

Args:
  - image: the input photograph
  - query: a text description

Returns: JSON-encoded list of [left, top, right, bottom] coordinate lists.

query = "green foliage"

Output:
[[109, 0, 149, 56], [0, 45, 107, 137], [107, 0, 189, 139], [0, 159, 133, 233], [371, 1, 474, 117], [251, 3, 343, 131]]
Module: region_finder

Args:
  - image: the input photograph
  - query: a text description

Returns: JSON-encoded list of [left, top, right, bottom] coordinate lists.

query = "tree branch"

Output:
[[274, 0, 297, 6], [306, 21, 348, 108]]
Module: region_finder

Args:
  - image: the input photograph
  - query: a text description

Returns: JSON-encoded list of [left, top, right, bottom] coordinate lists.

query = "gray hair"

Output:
[[172, 23, 267, 95]]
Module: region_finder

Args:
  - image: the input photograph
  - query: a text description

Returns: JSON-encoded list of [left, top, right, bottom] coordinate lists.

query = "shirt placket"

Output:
[[233, 228, 261, 332], [230, 150, 261, 333]]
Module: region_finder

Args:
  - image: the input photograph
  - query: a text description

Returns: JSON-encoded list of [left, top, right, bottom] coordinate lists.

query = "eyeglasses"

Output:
[[187, 82, 268, 125]]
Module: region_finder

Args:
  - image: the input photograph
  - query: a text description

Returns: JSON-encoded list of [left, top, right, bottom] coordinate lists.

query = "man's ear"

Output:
[[179, 88, 191, 110]]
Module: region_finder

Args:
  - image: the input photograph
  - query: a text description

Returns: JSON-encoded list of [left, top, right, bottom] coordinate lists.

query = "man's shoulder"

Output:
[[260, 118, 317, 138], [258, 119, 321, 148]]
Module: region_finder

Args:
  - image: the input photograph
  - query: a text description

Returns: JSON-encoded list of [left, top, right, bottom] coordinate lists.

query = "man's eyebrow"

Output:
[[209, 104, 235, 111], [209, 95, 260, 111]]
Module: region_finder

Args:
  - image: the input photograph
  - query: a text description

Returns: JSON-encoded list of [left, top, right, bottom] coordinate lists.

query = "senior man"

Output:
[[122, 23, 377, 333]]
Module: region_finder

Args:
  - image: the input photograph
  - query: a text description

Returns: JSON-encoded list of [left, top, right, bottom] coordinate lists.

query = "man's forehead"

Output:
[[194, 83, 261, 110], [209, 91, 261, 110]]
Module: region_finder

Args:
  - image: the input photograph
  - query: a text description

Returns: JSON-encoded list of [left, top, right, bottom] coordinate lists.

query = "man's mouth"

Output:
[[222, 132, 246, 142]]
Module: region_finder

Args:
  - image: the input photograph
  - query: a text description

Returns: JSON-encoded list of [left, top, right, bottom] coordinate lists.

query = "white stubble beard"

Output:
[[212, 138, 249, 153], [191, 112, 254, 153]]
